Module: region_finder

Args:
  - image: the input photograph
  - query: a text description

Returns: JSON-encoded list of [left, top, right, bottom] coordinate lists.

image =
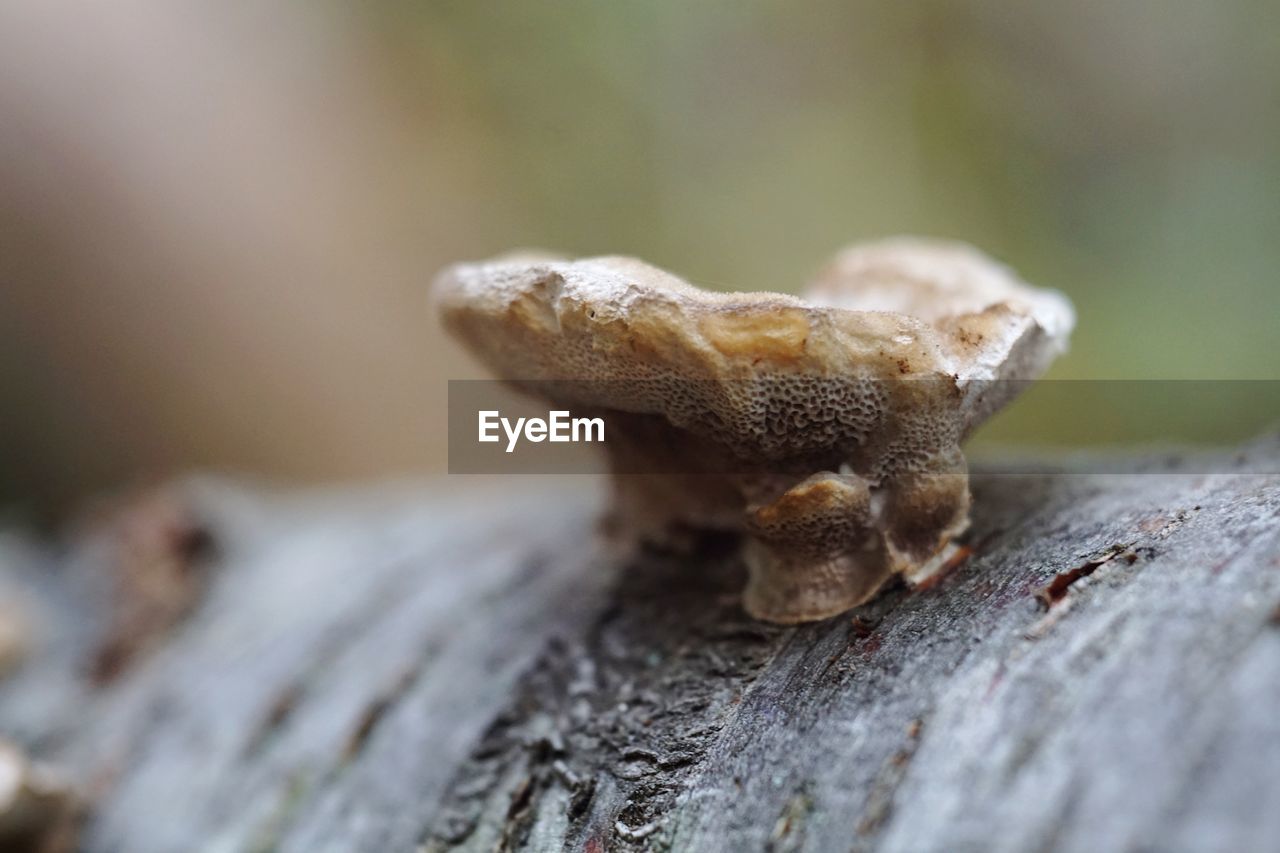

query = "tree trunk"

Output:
[[1, 438, 1278, 852]]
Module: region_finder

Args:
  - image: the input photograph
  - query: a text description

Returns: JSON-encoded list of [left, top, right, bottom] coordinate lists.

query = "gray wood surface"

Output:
[[1, 438, 1278, 853]]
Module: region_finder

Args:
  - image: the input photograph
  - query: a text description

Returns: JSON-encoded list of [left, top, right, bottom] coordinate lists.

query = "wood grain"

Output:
[[1, 439, 1278, 852]]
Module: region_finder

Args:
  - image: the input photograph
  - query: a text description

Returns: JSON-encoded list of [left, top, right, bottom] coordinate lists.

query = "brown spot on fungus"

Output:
[[436, 238, 1074, 623], [699, 307, 810, 361]]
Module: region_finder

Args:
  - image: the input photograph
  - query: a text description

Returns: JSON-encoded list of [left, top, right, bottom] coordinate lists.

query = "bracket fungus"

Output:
[[436, 239, 1074, 623]]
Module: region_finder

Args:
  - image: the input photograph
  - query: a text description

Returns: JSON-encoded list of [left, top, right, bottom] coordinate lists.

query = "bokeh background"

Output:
[[2, 0, 1277, 512]]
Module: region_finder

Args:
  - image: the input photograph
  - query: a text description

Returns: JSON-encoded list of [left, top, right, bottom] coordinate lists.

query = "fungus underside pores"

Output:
[[436, 239, 1074, 623]]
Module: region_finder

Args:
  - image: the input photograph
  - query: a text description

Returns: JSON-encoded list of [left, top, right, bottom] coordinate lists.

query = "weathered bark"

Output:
[[1, 438, 1278, 852]]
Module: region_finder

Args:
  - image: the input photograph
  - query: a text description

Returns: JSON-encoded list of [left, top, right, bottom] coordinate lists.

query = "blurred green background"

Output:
[[1, 0, 1277, 511]]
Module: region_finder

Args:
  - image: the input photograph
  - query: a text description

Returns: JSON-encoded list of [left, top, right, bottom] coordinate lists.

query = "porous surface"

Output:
[[1, 441, 1277, 852], [436, 239, 1075, 621]]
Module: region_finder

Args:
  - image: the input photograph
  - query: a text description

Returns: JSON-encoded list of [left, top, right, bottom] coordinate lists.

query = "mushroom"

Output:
[[435, 238, 1074, 623]]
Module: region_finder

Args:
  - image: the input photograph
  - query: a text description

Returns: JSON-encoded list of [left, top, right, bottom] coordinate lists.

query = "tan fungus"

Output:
[[435, 238, 1073, 622]]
